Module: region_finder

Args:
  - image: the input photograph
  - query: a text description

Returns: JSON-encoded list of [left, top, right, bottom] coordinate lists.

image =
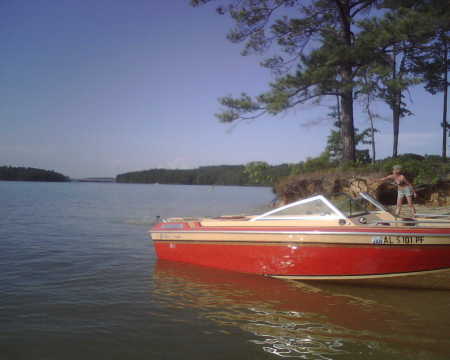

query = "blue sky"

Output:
[[0, 1, 446, 178]]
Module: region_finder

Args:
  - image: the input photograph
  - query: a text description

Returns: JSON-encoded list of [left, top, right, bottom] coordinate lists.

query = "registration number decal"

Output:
[[372, 235, 425, 245]]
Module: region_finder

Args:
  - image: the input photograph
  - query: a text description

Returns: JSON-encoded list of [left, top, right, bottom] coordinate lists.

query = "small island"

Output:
[[0, 166, 69, 182]]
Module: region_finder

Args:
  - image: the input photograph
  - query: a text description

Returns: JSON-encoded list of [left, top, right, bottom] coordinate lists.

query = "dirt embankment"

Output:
[[274, 172, 450, 207]]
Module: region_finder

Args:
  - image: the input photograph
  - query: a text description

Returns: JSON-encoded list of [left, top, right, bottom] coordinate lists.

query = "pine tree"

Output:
[[191, 0, 385, 162], [409, 1, 450, 158], [357, 4, 431, 157]]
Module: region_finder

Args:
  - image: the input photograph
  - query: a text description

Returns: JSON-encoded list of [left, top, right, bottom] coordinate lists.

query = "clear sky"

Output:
[[0, 1, 446, 178]]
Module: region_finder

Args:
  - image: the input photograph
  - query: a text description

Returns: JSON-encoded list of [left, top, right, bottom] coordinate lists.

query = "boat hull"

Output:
[[153, 240, 450, 279]]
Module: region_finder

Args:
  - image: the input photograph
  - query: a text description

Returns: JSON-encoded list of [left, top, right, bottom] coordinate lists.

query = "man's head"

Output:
[[393, 165, 402, 174]]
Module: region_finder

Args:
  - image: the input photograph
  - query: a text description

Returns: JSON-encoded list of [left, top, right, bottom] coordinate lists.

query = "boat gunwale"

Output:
[[151, 239, 450, 247], [150, 228, 450, 237]]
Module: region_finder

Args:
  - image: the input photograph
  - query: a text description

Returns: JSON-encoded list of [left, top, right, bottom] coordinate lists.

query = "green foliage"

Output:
[[325, 127, 375, 163], [324, 103, 377, 163], [406, 0, 450, 94], [280, 153, 336, 177], [301, 153, 334, 173], [117, 166, 244, 185], [337, 153, 450, 185], [116, 164, 292, 186], [0, 166, 69, 182], [277, 153, 450, 188], [356, 4, 431, 147], [216, 93, 262, 122], [374, 154, 449, 185], [244, 161, 272, 185]]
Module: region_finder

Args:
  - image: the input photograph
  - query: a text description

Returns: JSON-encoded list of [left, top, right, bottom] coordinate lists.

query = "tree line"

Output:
[[191, 0, 450, 162], [116, 152, 449, 187], [116, 164, 292, 186], [0, 166, 69, 182]]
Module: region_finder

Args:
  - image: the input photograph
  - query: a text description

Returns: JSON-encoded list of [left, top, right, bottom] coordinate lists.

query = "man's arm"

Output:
[[378, 174, 393, 182]]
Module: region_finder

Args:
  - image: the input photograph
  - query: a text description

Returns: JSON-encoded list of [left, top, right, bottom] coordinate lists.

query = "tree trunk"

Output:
[[336, 94, 344, 155], [392, 92, 400, 158], [442, 77, 448, 160], [340, 87, 356, 162], [336, 94, 341, 128], [391, 51, 400, 158], [336, 1, 355, 162], [362, 75, 377, 163], [368, 103, 376, 163], [442, 38, 448, 160]]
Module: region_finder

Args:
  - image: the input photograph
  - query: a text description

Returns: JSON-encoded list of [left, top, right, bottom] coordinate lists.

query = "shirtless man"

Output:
[[378, 165, 417, 217]]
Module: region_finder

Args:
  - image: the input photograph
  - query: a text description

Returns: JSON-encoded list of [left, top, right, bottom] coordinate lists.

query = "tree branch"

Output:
[[350, 1, 374, 18]]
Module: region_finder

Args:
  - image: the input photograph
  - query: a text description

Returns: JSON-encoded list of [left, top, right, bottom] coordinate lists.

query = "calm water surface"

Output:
[[1, 182, 450, 360]]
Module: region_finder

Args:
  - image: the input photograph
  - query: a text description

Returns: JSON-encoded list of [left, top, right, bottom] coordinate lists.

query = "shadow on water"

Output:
[[153, 260, 450, 360]]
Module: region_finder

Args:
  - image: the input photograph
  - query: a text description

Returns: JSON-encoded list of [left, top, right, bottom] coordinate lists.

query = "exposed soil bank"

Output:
[[274, 172, 450, 207]]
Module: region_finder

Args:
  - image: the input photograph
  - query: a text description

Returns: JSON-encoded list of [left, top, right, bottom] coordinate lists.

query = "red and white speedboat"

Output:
[[150, 192, 450, 282]]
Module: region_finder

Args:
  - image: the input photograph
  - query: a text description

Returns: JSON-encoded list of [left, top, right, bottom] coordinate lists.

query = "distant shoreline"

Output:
[[0, 166, 69, 182], [115, 165, 287, 187], [72, 178, 115, 183], [0, 179, 272, 188]]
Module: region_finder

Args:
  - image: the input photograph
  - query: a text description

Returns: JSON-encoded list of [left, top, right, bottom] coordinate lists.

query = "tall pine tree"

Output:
[[410, 1, 450, 158], [191, 0, 384, 162]]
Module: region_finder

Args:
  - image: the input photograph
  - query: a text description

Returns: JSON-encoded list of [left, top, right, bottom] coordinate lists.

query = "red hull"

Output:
[[154, 242, 450, 277]]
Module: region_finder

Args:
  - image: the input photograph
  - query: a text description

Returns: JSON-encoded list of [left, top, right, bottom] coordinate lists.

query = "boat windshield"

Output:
[[359, 192, 388, 212], [251, 195, 346, 221], [330, 193, 368, 217], [251, 193, 388, 221]]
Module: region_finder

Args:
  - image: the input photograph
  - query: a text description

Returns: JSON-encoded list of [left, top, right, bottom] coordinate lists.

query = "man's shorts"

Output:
[[398, 187, 413, 199]]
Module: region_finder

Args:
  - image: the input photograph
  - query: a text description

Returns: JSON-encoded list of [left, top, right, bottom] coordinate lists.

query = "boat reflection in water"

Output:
[[153, 260, 450, 359]]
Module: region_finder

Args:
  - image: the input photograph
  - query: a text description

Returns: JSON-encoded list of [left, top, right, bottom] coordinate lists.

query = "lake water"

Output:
[[1, 181, 450, 360]]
